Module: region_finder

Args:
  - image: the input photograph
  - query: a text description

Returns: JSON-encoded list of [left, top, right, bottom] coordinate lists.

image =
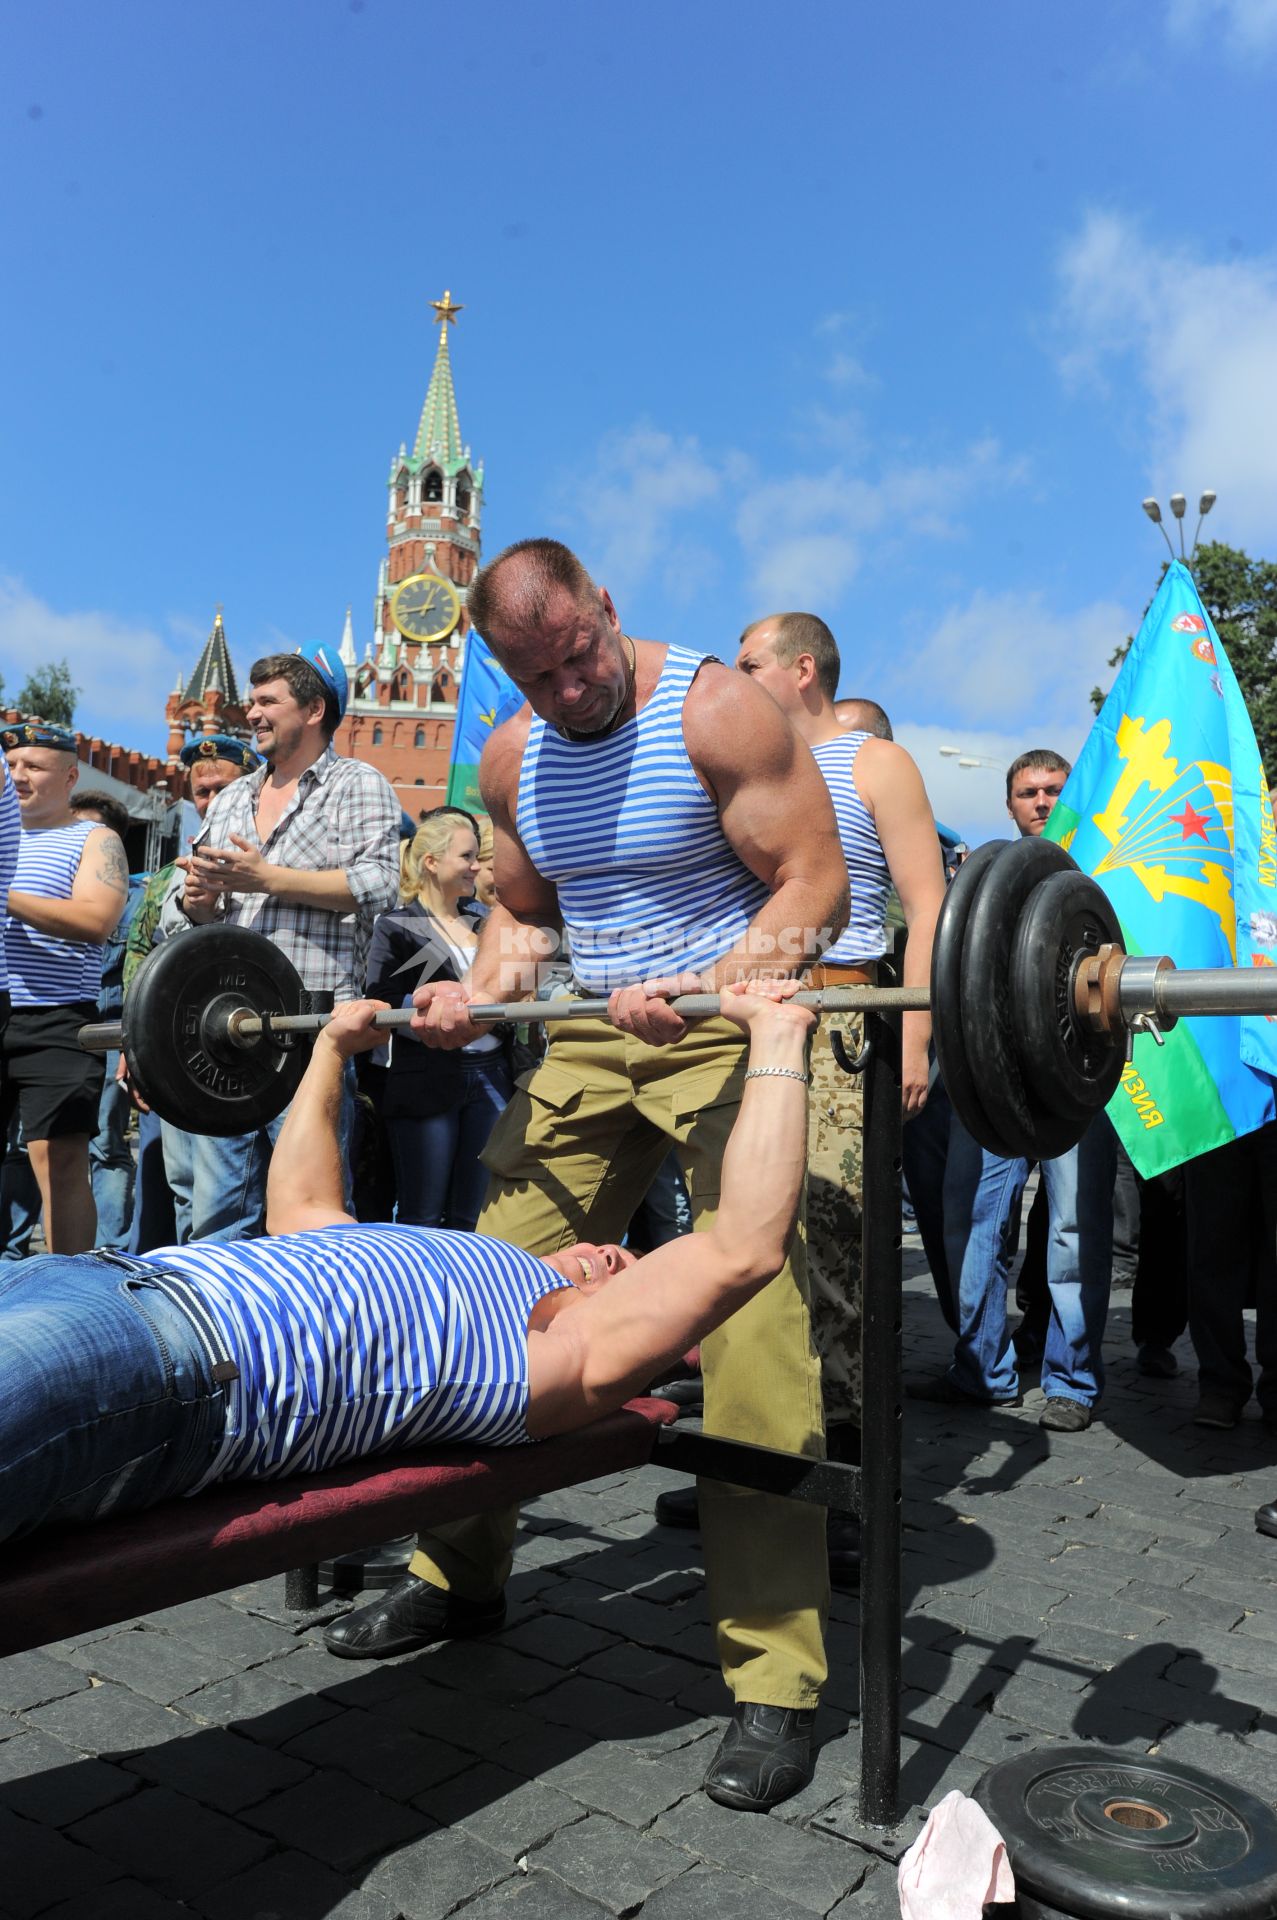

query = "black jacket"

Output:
[[366, 900, 516, 1119]]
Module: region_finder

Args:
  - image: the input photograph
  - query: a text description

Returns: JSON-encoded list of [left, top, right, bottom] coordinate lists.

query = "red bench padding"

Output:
[[0, 1397, 678, 1659]]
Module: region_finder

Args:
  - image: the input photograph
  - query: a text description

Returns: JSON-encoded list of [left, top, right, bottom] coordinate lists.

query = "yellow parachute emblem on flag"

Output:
[[1089, 714, 1237, 959]]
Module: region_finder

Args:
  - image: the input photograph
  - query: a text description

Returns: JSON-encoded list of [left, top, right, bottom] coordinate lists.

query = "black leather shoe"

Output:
[[323, 1572, 506, 1660], [654, 1485, 700, 1529], [1256, 1499, 1277, 1539], [649, 1378, 705, 1415], [703, 1702, 816, 1811]]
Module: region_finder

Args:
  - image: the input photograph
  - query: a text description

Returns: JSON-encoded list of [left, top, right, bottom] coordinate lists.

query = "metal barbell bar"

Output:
[[75, 983, 934, 1058], [75, 959, 1277, 1061]]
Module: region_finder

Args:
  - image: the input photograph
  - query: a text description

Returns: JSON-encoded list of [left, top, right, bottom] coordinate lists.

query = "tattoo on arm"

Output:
[[93, 832, 129, 894]]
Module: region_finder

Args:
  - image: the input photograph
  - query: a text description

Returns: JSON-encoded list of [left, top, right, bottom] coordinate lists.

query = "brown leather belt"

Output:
[[803, 961, 878, 988]]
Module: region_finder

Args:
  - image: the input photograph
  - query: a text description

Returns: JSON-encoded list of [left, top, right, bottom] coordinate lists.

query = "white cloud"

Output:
[[565, 426, 726, 604], [825, 351, 874, 390], [1055, 211, 1277, 546], [736, 438, 1027, 607], [1166, 0, 1277, 55], [0, 576, 193, 754], [904, 587, 1126, 734]]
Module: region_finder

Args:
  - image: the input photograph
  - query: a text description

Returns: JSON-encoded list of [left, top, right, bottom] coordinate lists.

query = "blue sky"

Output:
[[2, 0, 1276, 842]]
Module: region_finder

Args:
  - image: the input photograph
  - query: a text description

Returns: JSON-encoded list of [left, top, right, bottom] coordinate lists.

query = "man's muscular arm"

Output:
[[855, 738, 946, 1115], [610, 666, 848, 1044], [266, 1002, 387, 1235], [7, 827, 128, 942]]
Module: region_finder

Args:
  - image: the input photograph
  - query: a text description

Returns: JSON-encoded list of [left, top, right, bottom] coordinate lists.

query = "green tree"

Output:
[[16, 659, 79, 728], [1091, 542, 1277, 773]]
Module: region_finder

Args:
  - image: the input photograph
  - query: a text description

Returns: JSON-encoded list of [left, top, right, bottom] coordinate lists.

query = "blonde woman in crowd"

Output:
[[365, 810, 516, 1229]]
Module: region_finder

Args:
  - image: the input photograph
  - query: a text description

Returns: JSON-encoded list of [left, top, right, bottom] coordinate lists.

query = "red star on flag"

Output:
[[1170, 800, 1212, 841]]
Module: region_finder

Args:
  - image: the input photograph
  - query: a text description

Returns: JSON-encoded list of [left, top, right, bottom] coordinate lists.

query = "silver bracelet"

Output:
[[744, 1065, 810, 1085]]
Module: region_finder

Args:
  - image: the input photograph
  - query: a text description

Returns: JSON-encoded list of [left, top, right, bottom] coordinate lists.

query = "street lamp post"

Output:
[[939, 747, 1002, 772], [1143, 490, 1215, 561]]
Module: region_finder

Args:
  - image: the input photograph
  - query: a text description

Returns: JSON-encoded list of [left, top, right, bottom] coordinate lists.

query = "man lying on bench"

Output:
[[0, 979, 813, 1549]]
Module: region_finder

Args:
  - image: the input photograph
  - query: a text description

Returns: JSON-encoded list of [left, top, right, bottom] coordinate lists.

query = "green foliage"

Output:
[[1091, 542, 1277, 774], [16, 659, 79, 728]]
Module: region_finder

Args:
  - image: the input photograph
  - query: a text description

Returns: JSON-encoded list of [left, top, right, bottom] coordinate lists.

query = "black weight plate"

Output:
[[974, 1745, 1277, 1920], [931, 841, 1006, 1154], [1010, 869, 1125, 1130], [959, 837, 1079, 1160], [123, 925, 308, 1137]]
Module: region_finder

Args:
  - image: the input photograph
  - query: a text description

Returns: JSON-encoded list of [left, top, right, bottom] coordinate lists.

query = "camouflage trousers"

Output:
[[807, 1015, 865, 1425]]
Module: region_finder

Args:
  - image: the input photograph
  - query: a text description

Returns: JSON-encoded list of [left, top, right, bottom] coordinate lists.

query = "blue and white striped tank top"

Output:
[[135, 1224, 571, 1491], [4, 820, 102, 1006], [812, 732, 891, 963], [0, 774, 19, 997], [516, 646, 770, 992]]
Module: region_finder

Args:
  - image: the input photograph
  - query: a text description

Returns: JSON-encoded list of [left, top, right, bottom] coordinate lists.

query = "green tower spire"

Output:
[[412, 290, 466, 471]]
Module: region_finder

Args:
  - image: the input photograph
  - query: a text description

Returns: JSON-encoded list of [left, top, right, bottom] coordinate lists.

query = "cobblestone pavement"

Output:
[[4, 1245, 1277, 1919]]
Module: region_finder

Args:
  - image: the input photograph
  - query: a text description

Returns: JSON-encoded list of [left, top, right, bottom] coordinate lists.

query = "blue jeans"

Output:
[[128, 1108, 176, 1255], [188, 1064, 358, 1243], [388, 1053, 512, 1231], [0, 1115, 41, 1261], [161, 1122, 196, 1244], [90, 1052, 136, 1252], [0, 1254, 226, 1544], [902, 1076, 955, 1329], [944, 1113, 1117, 1406]]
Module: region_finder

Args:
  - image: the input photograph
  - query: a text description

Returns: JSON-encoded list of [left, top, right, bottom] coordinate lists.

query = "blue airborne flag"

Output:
[[1044, 560, 1277, 1176], [445, 634, 525, 814]]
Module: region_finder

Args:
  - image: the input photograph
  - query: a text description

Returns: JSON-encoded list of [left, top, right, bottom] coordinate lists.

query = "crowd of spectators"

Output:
[[5, 541, 1277, 1818]]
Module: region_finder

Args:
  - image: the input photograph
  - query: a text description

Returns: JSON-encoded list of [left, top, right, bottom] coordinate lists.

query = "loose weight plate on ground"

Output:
[[122, 927, 309, 1136], [974, 1746, 1277, 1919]]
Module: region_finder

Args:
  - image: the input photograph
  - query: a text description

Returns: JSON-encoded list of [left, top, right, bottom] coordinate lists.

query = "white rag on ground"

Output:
[[897, 1790, 1016, 1918]]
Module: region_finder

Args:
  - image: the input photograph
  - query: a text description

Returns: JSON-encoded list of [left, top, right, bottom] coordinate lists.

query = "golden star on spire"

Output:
[[432, 289, 463, 327]]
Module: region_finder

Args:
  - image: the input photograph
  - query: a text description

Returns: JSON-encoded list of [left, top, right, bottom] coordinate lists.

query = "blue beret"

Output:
[[291, 641, 349, 722], [1, 721, 77, 753], [179, 733, 263, 772]]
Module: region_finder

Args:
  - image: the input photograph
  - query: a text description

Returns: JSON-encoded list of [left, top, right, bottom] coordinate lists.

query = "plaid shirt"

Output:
[[162, 747, 400, 999]]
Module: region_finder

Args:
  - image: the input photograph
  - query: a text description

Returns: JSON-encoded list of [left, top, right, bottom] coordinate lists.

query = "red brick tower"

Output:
[[334, 291, 484, 815]]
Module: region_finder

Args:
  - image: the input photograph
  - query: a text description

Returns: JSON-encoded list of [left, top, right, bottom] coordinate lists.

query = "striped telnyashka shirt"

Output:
[[516, 646, 770, 993], [812, 732, 891, 964], [135, 1224, 573, 1492], [0, 774, 19, 997], [3, 820, 103, 1006]]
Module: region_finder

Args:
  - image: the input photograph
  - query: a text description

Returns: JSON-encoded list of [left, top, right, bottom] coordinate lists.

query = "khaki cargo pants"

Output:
[[805, 1015, 866, 1427], [408, 1015, 830, 1710]]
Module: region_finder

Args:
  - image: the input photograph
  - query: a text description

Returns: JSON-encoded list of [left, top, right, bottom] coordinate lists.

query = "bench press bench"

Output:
[[0, 997, 907, 1831], [0, 1396, 685, 1661]]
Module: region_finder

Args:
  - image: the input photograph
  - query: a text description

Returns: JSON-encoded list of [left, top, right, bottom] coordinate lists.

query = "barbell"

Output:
[[78, 837, 1277, 1150]]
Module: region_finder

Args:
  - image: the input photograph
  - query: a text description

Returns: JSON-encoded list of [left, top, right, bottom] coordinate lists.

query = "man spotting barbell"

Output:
[[326, 536, 848, 1816], [0, 979, 813, 1560]]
